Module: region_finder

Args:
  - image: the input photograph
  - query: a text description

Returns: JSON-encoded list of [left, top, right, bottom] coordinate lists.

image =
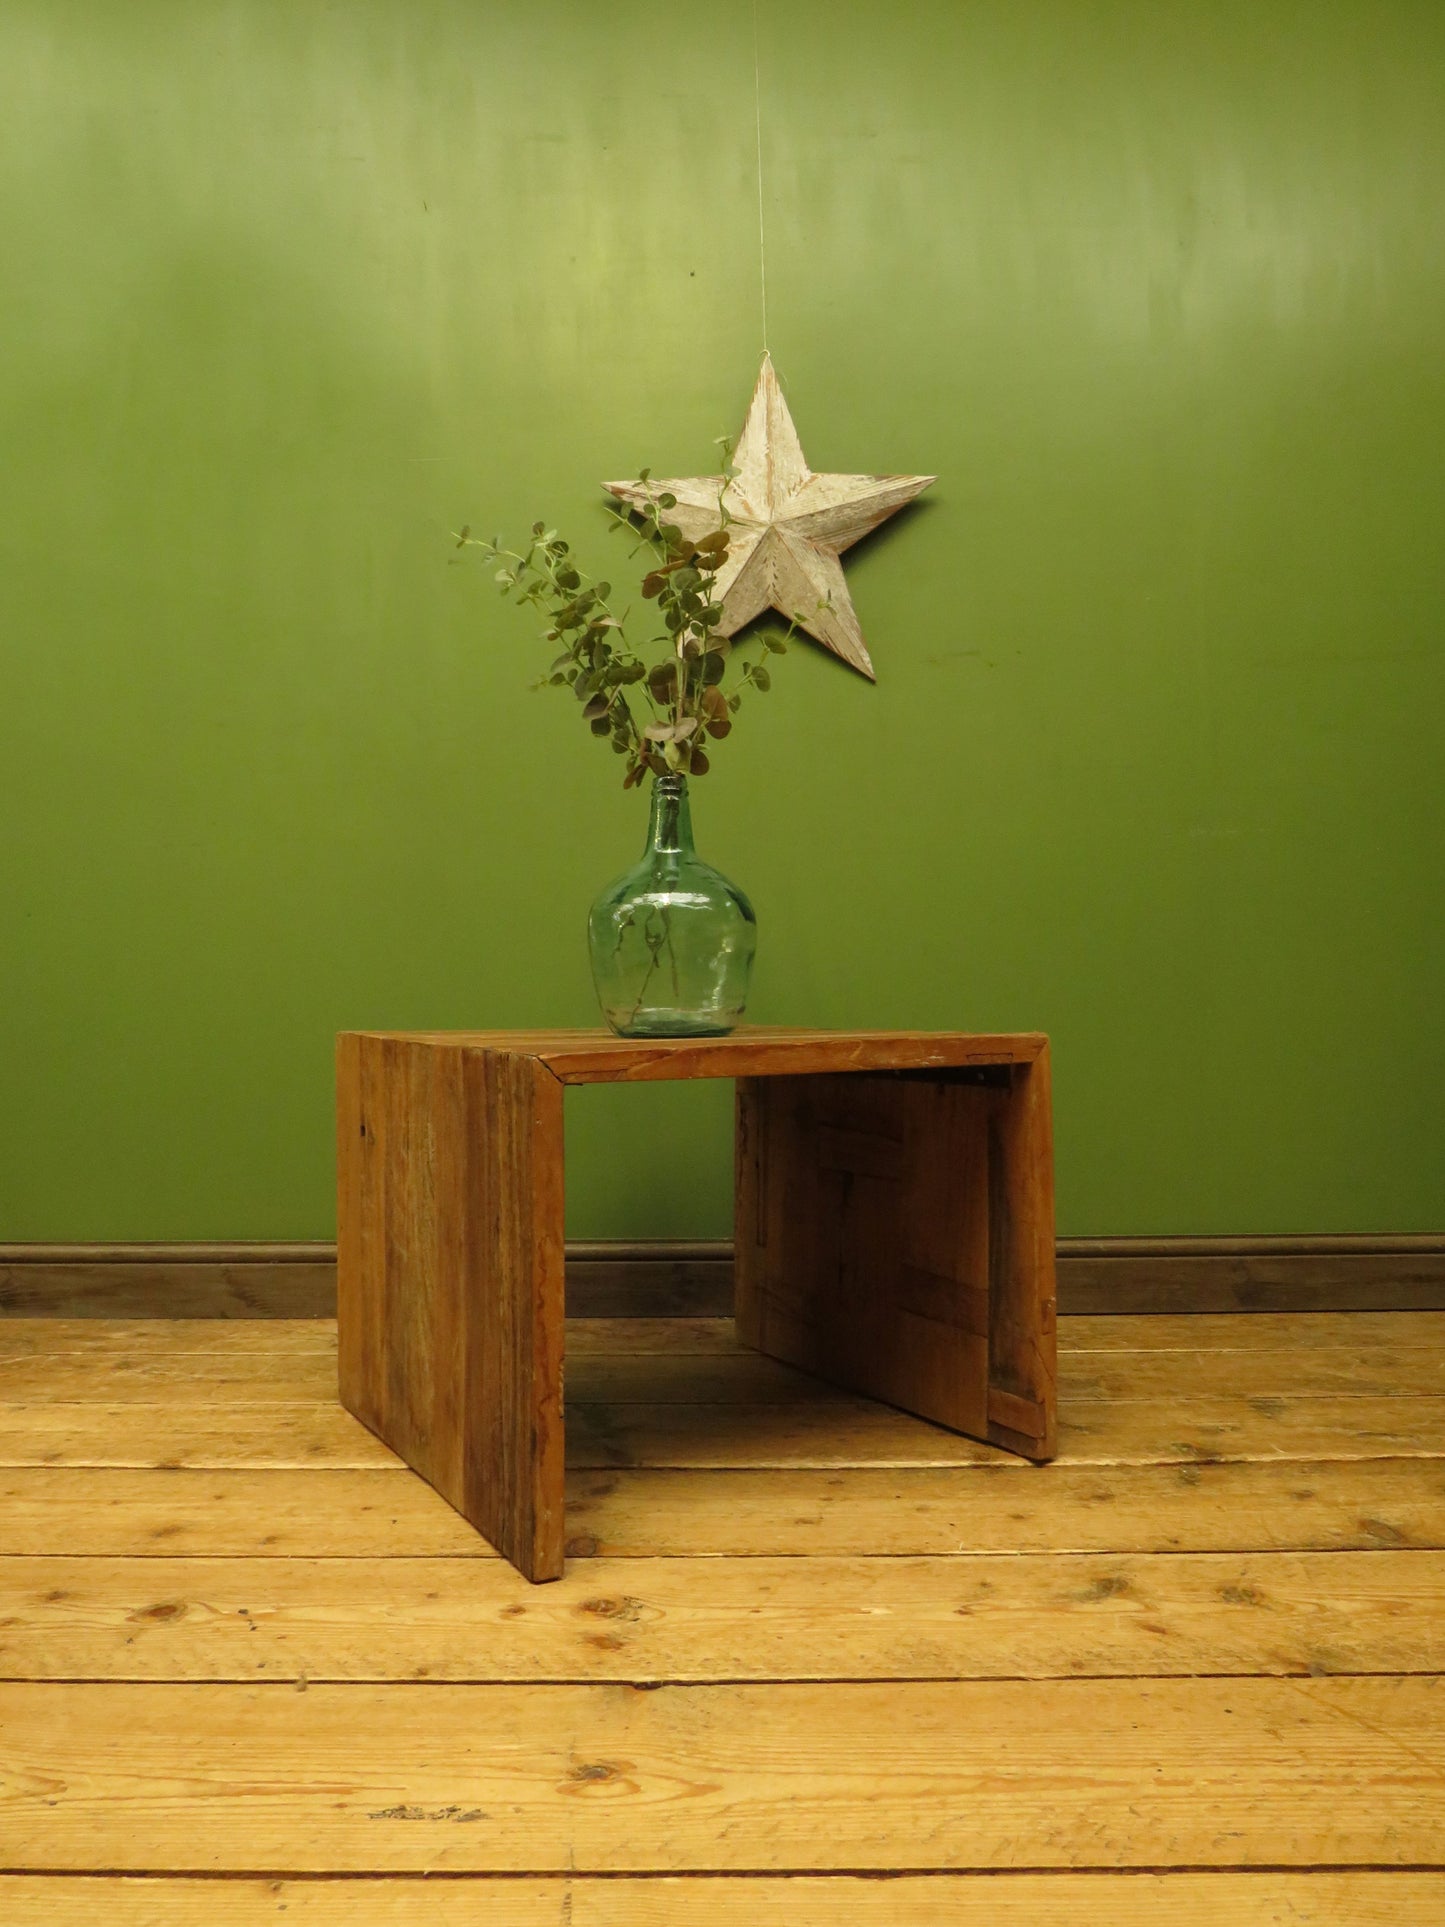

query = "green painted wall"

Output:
[[2, 0, 1441, 1240]]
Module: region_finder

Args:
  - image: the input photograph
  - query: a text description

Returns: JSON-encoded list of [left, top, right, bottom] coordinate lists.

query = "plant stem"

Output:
[[622, 905, 679, 1028]]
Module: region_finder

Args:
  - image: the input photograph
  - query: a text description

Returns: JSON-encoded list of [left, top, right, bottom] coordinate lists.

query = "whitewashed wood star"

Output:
[[604, 354, 934, 680]]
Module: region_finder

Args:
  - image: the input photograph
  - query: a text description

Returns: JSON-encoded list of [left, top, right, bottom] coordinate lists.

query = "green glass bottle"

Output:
[[588, 774, 756, 1037]]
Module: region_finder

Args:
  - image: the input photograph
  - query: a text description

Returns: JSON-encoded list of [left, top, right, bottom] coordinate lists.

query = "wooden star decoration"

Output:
[[604, 354, 934, 680]]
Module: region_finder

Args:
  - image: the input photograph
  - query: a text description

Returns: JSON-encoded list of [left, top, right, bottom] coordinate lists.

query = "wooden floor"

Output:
[[2, 1313, 1444, 1922]]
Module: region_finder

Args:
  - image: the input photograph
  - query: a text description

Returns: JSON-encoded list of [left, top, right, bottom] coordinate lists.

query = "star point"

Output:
[[605, 354, 933, 680]]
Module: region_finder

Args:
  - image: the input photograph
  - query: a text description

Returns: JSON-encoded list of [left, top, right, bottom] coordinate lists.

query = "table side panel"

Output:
[[735, 1075, 991, 1438], [987, 1047, 1058, 1458], [337, 1038, 566, 1580], [735, 1068, 1056, 1463]]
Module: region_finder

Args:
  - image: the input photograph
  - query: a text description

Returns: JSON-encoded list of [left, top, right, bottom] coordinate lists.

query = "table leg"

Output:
[[337, 1036, 567, 1580], [734, 1054, 1056, 1460]]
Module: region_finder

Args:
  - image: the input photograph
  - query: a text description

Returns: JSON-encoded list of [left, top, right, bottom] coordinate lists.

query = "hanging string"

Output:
[[751, 0, 769, 355]]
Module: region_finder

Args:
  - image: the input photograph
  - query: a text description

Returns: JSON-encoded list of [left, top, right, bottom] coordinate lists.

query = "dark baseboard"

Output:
[[0, 1240, 733, 1320], [1055, 1235, 1445, 1314], [0, 1236, 1442, 1318]]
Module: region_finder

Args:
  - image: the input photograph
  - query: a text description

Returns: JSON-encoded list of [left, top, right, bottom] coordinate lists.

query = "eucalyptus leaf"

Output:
[[467, 448, 816, 797]]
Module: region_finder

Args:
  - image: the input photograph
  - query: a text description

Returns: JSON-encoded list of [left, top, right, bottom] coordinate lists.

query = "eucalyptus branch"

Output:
[[454, 437, 793, 789]]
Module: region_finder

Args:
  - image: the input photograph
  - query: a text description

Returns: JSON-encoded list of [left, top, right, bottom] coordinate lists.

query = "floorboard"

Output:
[[5, 1391, 1443, 1470], [3, 1872, 1443, 1924], [3, 1309, 1440, 1358], [3, 1549, 1441, 1682], [0, 1311, 1440, 1911], [6, 1675, 1445, 1870], [9, 1338, 1445, 1400], [5, 1458, 1442, 1557]]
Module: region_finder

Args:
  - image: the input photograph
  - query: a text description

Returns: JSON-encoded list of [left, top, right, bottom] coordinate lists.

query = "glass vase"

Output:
[[588, 773, 756, 1037]]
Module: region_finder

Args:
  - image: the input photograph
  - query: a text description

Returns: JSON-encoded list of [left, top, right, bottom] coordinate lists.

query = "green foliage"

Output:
[[454, 443, 809, 788]]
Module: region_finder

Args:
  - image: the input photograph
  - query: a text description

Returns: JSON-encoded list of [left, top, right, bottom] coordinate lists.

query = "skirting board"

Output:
[[0, 1236, 1442, 1318]]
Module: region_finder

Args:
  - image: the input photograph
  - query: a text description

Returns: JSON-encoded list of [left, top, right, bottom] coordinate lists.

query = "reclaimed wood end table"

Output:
[[337, 1028, 1057, 1581]]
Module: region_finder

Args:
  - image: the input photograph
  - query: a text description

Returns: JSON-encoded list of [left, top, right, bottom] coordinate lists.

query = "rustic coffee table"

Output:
[[337, 1029, 1057, 1581]]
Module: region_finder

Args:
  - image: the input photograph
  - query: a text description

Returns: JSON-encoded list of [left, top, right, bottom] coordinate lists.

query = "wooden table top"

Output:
[[342, 1028, 1049, 1085]]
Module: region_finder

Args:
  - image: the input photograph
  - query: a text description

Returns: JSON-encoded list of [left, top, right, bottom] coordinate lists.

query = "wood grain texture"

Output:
[[1059, 1250, 1445, 1315], [14, 1336, 1445, 1403], [560, 1458, 1445, 1557], [0, 1347, 849, 1407], [1061, 1310, 1445, 1351], [563, 1252, 734, 1317], [5, 1236, 1434, 1261], [5, 1676, 1443, 1871], [7, 1388, 1445, 1470], [0, 1250, 734, 1321], [349, 1029, 1046, 1083], [7, 1873, 1442, 1925], [561, 1394, 1445, 1468], [3, 1315, 1444, 1899], [337, 1037, 567, 1581], [336, 1029, 1053, 1573], [735, 1065, 1056, 1460], [0, 1262, 338, 1319], [3, 1455, 1441, 1559], [5, 1549, 1440, 1683], [7, 1244, 1442, 1321], [3, 1309, 1442, 1359], [0, 1316, 756, 1361], [991, 1046, 1057, 1452], [0, 1402, 401, 1467]]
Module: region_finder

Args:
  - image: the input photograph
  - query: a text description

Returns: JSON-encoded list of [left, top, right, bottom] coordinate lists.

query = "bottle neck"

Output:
[[644, 774, 695, 858]]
